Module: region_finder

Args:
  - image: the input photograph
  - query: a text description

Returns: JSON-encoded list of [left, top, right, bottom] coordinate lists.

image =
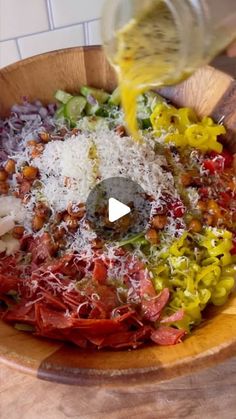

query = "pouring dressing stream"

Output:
[[102, 0, 236, 141]]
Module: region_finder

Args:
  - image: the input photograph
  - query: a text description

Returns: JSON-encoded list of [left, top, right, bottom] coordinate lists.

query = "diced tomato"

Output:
[[218, 192, 232, 208], [231, 238, 236, 255], [204, 150, 233, 174], [208, 151, 219, 159], [151, 326, 186, 345], [92, 259, 108, 284], [198, 187, 209, 198], [203, 160, 217, 174], [169, 201, 185, 218], [220, 151, 234, 168]]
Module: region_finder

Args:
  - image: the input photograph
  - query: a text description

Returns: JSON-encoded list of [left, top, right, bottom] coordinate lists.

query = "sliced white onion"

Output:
[[0, 196, 25, 222], [0, 216, 15, 237], [0, 240, 7, 253], [2, 235, 20, 256]]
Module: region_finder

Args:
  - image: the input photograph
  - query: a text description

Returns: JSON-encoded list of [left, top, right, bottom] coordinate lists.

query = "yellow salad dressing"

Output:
[[114, 0, 187, 141]]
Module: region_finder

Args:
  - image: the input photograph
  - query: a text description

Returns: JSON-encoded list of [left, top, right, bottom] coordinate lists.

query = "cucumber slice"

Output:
[[138, 118, 152, 130], [55, 90, 73, 104], [55, 104, 66, 120], [145, 92, 165, 111], [77, 116, 108, 132], [65, 96, 87, 122], [108, 87, 121, 106], [95, 106, 110, 118], [80, 86, 110, 104], [85, 102, 100, 116]]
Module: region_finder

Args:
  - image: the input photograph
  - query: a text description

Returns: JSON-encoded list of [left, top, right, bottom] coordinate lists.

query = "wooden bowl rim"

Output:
[[0, 45, 102, 72]]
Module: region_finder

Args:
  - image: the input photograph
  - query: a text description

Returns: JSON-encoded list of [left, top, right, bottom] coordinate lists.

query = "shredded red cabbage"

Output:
[[0, 99, 58, 163]]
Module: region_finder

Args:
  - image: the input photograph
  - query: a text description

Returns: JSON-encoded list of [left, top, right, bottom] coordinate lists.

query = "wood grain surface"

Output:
[[0, 47, 236, 386], [0, 358, 236, 419]]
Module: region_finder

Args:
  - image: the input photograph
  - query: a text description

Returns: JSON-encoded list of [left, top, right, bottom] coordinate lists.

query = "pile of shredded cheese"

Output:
[[31, 129, 177, 211], [6, 127, 184, 257]]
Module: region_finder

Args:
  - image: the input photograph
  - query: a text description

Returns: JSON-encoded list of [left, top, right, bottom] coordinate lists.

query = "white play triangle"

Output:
[[108, 198, 131, 223]]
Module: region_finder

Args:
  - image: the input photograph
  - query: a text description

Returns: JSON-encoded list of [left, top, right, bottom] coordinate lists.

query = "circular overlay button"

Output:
[[86, 177, 151, 241]]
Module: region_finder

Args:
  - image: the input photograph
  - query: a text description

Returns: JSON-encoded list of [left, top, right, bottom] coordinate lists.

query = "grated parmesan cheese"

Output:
[[32, 128, 178, 212]]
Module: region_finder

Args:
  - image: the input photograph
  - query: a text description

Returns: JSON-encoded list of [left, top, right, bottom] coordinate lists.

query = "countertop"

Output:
[[0, 357, 236, 419]]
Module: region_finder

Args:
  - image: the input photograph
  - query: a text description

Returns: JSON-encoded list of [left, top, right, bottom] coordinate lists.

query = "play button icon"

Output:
[[86, 177, 151, 241], [108, 198, 131, 223]]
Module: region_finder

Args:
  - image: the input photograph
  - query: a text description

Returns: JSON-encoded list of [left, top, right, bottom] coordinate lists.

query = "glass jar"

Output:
[[102, 0, 236, 85]]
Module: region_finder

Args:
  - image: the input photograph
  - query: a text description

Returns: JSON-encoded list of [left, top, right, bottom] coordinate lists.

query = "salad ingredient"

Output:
[[0, 85, 235, 349], [65, 96, 87, 124]]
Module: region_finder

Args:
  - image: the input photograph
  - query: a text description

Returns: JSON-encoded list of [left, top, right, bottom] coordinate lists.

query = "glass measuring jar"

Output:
[[102, 0, 236, 88]]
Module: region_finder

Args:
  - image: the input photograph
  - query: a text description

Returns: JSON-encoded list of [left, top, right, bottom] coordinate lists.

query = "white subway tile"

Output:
[[19, 25, 85, 59], [0, 40, 20, 68], [88, 20, 102, 45], [0, 0, 49, 41], [51, 0, 105, 27]]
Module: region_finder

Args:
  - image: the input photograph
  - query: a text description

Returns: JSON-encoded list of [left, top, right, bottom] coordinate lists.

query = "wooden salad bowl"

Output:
[[0, 46, 236, 386]]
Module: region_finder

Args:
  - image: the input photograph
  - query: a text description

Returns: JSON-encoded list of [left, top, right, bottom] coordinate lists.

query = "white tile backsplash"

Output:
[[50, 0, 105, 27], [0, 40, 20, 68], [0, 0, 104, 68], [0, 0, 49, 41], [88, 20, 102, 45], [19, 25, 85, 59]]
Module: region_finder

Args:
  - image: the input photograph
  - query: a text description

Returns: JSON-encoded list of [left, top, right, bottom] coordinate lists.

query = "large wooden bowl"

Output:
[[0, 47, 236, 386]]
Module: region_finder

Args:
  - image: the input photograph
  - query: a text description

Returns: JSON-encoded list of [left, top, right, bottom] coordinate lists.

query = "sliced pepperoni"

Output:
[[151, 326, 186, 346]]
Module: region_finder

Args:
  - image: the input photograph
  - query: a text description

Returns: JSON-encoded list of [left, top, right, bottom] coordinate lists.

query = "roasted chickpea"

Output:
[[39, 132, 50, 143], [40, 232, 58, 257], [32, 215, 45, 231], [0, 169, 8, 181], [115, 125, 126, 137], [52, 225, 66, 240], [56, 238, 66, 250], [180, 172, 192, 187], [12, 226, 25, 239], [92, 238, 104, 249], [54, 212, 64, 224], [4, 159, 16, 175], [197, 200, 207, 211], [0, 181, 9, 195], [31, 144, 44, 158], [207, 199, 220, 213], [67, 202, 85, 219], [71, 128, 80, 135], [204, 213, 215, 226], [64, 214, 79, 231], [180, 170, 199, 187], [152, 215, 167, 230], [145, 228, 159, 245], [22, 166, 38, 180], [35, 202, 51, 220], [188, 219, 202, 233], [58, 128, 68, 137], [26, 140, 37, 147]]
